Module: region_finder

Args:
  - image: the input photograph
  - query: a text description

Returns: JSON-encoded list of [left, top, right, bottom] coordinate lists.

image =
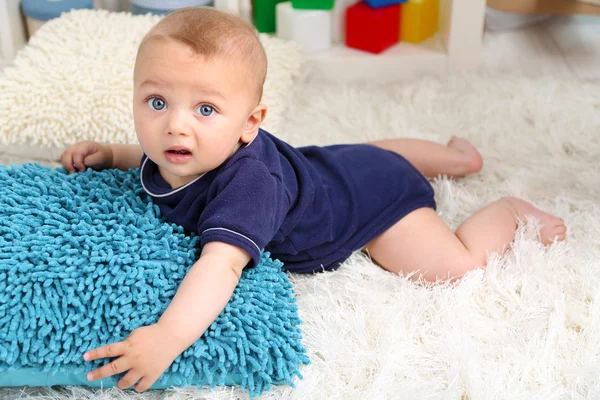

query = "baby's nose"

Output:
[[167, 110, 192, 136]]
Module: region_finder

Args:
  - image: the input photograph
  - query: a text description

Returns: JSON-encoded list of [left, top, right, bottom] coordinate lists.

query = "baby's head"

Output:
[[133, 7, 268, 188]]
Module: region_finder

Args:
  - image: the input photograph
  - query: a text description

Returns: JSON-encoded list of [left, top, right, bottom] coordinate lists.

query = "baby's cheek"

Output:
[[135, 119, 156, 142], [136, 133, 156, 159]]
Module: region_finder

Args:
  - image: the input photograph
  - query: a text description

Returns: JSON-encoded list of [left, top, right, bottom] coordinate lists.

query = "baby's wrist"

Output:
[[104, 143, 115, 169], [156, 319, 195, 353]]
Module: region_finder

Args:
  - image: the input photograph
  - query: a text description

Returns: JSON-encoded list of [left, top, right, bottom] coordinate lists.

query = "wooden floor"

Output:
[[480, 14, 600, 80]]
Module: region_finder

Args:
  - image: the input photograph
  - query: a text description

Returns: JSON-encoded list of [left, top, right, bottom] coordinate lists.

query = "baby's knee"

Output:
[[447, 255, 482, 281], [416, 254, 481, 282], [499, 196, 521, 207]]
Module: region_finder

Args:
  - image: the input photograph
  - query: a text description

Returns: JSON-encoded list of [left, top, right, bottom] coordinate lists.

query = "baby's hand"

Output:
[[60, 141, 113, 173], [84, 323, 184, 392]]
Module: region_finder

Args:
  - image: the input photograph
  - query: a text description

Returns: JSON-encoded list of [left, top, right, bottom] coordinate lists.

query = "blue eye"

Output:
[[196, 104, 214, 117], [147, 97, 166, 111]]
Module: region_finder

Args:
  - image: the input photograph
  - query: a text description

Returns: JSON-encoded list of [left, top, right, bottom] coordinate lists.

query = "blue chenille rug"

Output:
[[0, 163, 310, 397]]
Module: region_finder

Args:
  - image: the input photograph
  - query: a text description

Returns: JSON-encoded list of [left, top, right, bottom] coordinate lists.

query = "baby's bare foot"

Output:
[[447, 136, 483, 175], [534, 212, 567, 245], [508, 197, 567, 244]]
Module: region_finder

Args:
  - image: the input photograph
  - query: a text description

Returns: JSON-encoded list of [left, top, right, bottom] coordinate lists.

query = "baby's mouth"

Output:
[[166, 149, 191, 155], [164, 148, 193, 164]]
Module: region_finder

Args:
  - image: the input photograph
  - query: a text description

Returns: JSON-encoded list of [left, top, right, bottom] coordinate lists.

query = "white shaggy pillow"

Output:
[[0, 9, 303, 161]]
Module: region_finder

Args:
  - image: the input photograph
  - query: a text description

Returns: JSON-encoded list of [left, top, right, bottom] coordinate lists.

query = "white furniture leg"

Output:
[[440, 0, 486, 71], [215, 0, 241, 14], [0, 0, 27, 66]]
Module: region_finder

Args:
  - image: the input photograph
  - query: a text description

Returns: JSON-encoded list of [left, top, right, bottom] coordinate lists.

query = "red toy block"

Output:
[[345, 1, 401, 54]]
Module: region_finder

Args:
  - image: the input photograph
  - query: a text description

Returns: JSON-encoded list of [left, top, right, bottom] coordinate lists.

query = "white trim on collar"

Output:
[[139, 130, 261, 198], [140, 157, 207, 198]]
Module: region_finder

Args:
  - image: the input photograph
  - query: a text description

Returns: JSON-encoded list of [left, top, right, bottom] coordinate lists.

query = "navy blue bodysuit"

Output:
[[140, 129, 436, 273]]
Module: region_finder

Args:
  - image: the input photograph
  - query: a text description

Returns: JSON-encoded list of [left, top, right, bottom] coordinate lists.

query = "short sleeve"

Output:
[[197, 158, 289, 268]]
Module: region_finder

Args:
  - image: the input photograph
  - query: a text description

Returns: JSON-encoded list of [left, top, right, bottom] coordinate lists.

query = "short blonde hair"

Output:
[[137, 7, 267, 103]]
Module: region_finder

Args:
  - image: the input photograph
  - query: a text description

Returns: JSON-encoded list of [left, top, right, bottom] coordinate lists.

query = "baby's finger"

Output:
[[84, 342, 127, 362], [72, 152, 86, 172], [87, 356, 132, 382], [83, 150, 106, 169], [117, 370, 143, 390], [134, 374, 159, 392], [60, 150, 75, 173]]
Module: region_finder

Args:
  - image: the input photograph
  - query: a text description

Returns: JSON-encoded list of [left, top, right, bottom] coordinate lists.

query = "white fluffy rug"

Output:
[[3, 74, 600, 399]]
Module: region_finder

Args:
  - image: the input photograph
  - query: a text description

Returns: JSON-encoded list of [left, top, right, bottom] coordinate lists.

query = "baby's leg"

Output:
[[364, 197, 566, 281], [368, 137, 483, 178]]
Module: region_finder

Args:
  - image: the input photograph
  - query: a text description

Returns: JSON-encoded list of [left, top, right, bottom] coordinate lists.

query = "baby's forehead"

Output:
[[137, 37, 264, 100], [136, 40, 249, 79]]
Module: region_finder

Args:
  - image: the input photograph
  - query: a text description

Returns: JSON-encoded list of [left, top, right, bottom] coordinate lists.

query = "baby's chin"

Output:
[[157, 164, 204, 187]]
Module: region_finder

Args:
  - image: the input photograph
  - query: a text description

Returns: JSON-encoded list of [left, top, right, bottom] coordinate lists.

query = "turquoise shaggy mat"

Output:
[[0, 163, 309, 397]]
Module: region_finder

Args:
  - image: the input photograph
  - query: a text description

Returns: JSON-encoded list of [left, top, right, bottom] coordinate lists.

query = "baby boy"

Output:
[[61, 7, 566, 392]]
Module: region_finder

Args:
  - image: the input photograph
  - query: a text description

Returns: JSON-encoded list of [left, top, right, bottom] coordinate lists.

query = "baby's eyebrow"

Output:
[[139, 79, 226, 100], [140, 79, 169, 88], [195, 89, 226, 101]]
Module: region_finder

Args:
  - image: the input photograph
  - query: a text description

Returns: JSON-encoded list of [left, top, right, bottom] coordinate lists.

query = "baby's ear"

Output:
[[240, 104, 268, 143]]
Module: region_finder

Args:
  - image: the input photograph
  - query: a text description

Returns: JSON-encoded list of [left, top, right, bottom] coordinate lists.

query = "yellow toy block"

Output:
[[400, 0, 438, 43]]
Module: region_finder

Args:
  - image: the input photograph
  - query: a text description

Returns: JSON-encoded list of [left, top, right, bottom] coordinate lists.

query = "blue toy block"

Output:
[[363, 0, 407, 9]]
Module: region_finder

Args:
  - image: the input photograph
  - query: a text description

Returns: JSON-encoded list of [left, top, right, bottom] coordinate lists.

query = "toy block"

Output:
[[364, 0, 406, 9], [215, 0, 241, 14], [253, 0, 287, 32], [292, 0, 334, 10], [276, 2, 332, 53], [345, 2, 400, 54], [400, 0, 438, 43], [332, 0, 359, 43]]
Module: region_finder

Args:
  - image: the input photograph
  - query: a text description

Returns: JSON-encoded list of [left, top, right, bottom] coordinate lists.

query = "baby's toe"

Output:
[[549, 223, 567, 242], [554, 217, 565, 226]]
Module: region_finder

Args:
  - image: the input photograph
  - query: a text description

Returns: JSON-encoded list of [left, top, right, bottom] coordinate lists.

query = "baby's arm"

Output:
[[82, 241, 249, 390], [61, 142, 143, 172], [107, 144, 144, 171], [156, 241, 249, 353]]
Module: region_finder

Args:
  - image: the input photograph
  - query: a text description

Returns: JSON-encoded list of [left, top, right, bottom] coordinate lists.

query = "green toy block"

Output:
[[291, 0, 334, 10], [253, 0, 287, 32]]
